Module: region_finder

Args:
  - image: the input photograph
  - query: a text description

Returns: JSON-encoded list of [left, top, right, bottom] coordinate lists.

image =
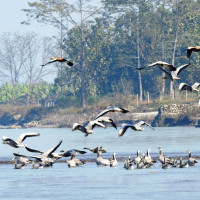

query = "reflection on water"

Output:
[[1, 127, 200, 199]]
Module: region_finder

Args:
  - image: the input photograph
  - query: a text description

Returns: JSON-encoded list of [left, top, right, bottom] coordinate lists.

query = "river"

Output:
[[1, 126, 200, 199]]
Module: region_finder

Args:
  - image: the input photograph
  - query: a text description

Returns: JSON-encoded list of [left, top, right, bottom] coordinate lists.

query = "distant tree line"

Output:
[[0, 0, 199, 107]]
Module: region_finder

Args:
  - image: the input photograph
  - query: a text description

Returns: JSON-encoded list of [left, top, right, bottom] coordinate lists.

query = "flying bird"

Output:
[[41, 57, 73, 67], [136, 61, 176, 71], [179, 82, 200, 92], [84, 146, 107, 153], [59, 149, 87, 157], [158, 63, 191, 81], [72, 120, 106, 137], [187, 46, 200, 58], [118, 121, 155, 137], [2, 132, 40, 148], [94, 116, 117, 129], [25, 140, 63, 161], [94, 106, 129, 120]]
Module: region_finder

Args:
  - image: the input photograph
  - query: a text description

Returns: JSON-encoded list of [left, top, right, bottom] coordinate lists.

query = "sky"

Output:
[[0, 0, 58, 83], [0, 0, 55, 36]]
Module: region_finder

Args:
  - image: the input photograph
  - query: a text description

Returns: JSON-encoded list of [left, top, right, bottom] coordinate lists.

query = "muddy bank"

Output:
[[0, 103, 199, 128], [0, 106, 158, 129], [152, 103, 200, 127]]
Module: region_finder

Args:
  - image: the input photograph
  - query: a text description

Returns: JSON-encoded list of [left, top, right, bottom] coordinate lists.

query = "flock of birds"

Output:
[[136, 46, 200, 92], [2, 130, 198, 170], [1, 105, 198, 170], [2, 46, 200, 169]]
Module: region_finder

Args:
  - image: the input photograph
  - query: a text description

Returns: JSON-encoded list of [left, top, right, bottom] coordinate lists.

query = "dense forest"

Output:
[[0, 0, 200, 108]]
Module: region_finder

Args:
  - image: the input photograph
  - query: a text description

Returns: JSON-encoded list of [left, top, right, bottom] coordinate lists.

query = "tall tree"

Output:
[[23, 0, 103, 107]]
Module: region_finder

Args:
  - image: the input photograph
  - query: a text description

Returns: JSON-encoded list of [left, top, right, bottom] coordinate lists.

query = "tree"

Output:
[[0, 32, 28, 85], [23, 0, 103, 107]]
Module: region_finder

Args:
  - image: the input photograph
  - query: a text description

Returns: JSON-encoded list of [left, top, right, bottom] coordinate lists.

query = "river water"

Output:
[[1, 127, 200, 199]]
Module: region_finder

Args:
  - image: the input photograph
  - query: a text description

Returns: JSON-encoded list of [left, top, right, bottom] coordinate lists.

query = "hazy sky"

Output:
[[0, 0, 55, 36], [0, 0, 58, 83]]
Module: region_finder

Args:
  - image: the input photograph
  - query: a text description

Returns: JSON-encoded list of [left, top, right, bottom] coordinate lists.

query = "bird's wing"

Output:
[[95, 117, 117, 129], [187, 48, 193, 58], [119, 107, 129, 113], [72, 123, 88, 133], [41, 60, 57, 66], [74, 149, 87, 154], [147, 61, 160, 67], [94, 106, 114, 119], [138, 121, 155, 130], [2, 136, 18, 146], [25, 146, 43, 154], [86, 120, 106, 130], [135, 66, 146, 70], [83, 147, 92, 151], [94, 106, 129, 119], [13, 153, 30, 158], [175, 63, 191, 76], [72, 123, 81, 131], [110, 120, 117, 129], [16, 132, 40, 144], [147, 61, 176, 71], [167, 64, 176, 71], [66, 60, 73, 66], [158, 66, 172, 79], [192, 82, 200, 90], [179, 83, 191, 91], [44, 140, 63, 157], [118, 124, 133, 137]]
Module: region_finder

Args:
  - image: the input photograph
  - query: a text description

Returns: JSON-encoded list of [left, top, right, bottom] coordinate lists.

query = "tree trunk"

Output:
[[80, 4, 86, 107], [171, 21, 179, 99], [136, 19, 143, 102]]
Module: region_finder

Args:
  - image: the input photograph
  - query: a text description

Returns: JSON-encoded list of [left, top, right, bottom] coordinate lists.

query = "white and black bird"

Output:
[[2, 132, 40, 148], [84, 146, 107, 153], [59, 149, 87, 157], [72, 120, 106, 137], [136, 61, 176, 71], [158, 63, 191, 81], [134, 150, 142, 165], [66, 154, 77, 168], [186, 150, 197, 166], [187, 46, 200, 58], [94, 106, 129, 120], [12, 153, 30, 166], [179, 82, 200, 92], [142, 149, 156, 166], [158, 147, 171, 164], [179, 157, 189, 168], [25, 140, 63, 162], [96, 150, 110, 166], [95, 116, 117, 129], [110, 152, 118, 167], [118, 121, 155, 137]]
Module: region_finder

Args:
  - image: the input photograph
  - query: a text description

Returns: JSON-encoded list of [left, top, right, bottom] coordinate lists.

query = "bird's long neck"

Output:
[[159, 149, 162, 156]]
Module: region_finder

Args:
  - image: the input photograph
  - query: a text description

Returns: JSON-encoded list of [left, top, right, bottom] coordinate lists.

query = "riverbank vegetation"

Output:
[[0, 0, 200, 111]]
